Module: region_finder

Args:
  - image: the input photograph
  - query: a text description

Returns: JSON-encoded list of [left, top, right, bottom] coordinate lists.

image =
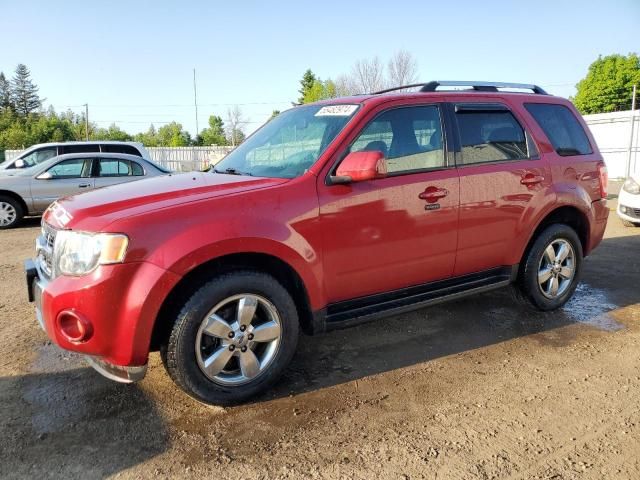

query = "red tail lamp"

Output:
[[56, 310, 93, 343]]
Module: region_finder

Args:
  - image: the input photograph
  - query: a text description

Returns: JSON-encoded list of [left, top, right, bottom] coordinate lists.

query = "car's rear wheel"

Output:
[[162, 271, 299, 405], [514, 224, 583, 311], [0, 196, 23, 229]]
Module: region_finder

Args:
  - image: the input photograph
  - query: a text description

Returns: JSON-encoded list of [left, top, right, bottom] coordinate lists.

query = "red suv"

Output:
[[25, 81, 609, 405]]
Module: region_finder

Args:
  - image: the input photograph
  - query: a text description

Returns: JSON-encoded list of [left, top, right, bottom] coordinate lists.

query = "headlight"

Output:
[[623, 178, 640, 195], [55, 231, 129, 276]]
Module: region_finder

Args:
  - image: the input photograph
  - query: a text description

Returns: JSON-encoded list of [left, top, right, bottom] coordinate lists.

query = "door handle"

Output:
[[419, 186, 449, 203], [520, 173, 544, 186], [78, 183, 91, 188]]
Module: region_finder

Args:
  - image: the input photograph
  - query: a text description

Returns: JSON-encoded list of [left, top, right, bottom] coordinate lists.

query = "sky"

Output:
[[1, 0, 639, 137]]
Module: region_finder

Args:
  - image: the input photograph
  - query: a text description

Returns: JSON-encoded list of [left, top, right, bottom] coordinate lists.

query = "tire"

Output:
[[162, 270, 299, 405], [0, 195, 24, 229], [621, 220, 640, 228], [514, 224, 583, 311]]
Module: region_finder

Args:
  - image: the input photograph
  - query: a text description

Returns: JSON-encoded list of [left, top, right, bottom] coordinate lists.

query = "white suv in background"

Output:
[[617, 173, 640, 227], [0, 141, 150, 171]]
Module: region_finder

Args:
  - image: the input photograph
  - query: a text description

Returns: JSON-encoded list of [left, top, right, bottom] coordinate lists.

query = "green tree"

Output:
[[199, 115, 227, 145], [92, 123, 133, 141], [268, 110, 281, 121], [574, 53, 640, 114], [11, 64, 43, 116], [302, 78, 338, 103], [157, 121, 191, 146], [298, 69, 317, 103], [134, 125, 160, 146], [0, 73, 12, 112]]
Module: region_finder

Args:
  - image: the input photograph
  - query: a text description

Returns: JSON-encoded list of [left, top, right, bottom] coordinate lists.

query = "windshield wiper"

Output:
[[214, 167, 252, 176]]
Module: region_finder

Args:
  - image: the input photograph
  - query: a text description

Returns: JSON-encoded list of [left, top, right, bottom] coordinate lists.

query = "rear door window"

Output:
[[524, 103, 592, 156], [454, 106, 530, 164], [101, 144, 142, 156], [98, 158, 137, 176]]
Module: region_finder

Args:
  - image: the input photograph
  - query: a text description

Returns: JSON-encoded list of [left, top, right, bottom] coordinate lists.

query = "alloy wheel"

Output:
[[0, 201, 17, 227], [195, 294, 282, 386], [537, 238, 576, 299]]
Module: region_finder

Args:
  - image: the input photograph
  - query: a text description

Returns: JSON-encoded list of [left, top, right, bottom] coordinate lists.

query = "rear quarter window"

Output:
[[101, 144, 142, 156], [524, 103, 592, 156]]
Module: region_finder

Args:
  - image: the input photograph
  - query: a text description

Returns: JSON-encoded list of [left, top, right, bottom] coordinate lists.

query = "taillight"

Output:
[[597, 163, 608, 199]]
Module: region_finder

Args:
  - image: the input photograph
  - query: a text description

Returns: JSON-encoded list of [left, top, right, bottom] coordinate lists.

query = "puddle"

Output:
[[562, 283, 624, 332]]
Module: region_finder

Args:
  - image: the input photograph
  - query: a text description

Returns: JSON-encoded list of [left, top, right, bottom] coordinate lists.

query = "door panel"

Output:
[[454, 161, 550, 276], [451, 103, 551, 275], [319, 171, 459, 303], [317, 103, 459, 303], [30, 158, 95, 212]]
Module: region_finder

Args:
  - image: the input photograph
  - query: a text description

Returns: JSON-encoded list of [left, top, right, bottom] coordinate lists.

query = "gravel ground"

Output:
[[1, 195, 639, 479]]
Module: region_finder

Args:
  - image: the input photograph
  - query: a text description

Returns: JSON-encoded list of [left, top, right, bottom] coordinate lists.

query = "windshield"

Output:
[[214, 104, 359, 178]]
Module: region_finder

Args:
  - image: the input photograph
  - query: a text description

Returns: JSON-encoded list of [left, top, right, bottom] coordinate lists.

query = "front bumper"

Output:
[[24, 256, 179, 383]]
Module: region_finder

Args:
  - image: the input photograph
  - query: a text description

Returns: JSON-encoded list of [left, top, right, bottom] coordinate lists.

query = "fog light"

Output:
[[621, 206, 628, 214], [56, 310, 93, 343]]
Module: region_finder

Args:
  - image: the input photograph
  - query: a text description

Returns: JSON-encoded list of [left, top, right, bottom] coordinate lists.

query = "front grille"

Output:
[[621, 205, 640, 219], [38, 221, 58, 278]]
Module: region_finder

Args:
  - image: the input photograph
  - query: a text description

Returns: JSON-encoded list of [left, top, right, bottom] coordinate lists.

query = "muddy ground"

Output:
[[1, 195, 639, 479]]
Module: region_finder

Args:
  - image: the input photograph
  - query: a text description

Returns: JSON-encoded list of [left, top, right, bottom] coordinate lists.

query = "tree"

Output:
[[134, 125, 160, 146], [302, 78, 338, 103], [92, 123, 133, 141], [0, 73, 12, 112], [269, 110, 281, 121], [226, 105, 245, 146], [199, 115, 227, 145], [351, 56, 387, 94], [387, 50, 419, 88], [11, 64, 43, 116], [298, 69, 318, 103], [574, 53, 640, 114], [157, 122, 191, 146]]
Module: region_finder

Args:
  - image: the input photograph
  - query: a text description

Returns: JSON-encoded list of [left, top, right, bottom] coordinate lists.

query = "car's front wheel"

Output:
[[0, 195, 24, 229], [515, 224, 583, 311], [162, 270, 299, 405]]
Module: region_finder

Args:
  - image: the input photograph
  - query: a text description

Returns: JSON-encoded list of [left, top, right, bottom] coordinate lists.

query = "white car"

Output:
[[0, 141, 150, 172], [617, 174, 640, 227]]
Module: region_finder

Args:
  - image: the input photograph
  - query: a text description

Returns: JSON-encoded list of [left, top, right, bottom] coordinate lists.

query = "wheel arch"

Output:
[[519, 205, 590, 267], [150, 252, 317, 352], [0, 190, 29, 216]]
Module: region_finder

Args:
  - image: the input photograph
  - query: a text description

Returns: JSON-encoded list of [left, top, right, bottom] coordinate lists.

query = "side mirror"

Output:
[[331, 151, 387, 184], [14, 159, 25, 168], [37, 171, 53, 180]]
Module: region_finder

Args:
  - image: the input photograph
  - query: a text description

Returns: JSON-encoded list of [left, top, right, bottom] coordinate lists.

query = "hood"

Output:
[[44, 172, 288, 231]]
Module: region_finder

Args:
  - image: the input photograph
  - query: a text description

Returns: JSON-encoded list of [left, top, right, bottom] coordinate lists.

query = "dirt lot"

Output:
[[1, 199, 639, 480]]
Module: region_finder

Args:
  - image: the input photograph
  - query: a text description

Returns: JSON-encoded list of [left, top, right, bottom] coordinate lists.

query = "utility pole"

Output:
[[193, 68, 199, 137], [627, 85, 637, 177], [83, 103, 89, 141]]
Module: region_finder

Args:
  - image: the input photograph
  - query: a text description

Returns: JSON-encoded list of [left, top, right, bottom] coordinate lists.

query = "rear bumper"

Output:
[[26, 257, 181, 381], [587, 198, 609, 255]]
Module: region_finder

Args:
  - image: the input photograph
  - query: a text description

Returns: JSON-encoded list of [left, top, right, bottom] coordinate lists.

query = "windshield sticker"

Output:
[[315, 105, 358, 117]]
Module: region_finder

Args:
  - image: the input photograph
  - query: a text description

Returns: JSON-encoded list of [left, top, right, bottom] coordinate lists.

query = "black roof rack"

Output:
[[373, 81, 548, 95]]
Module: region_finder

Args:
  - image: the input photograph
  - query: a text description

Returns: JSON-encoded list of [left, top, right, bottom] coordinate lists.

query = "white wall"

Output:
[[584, 110, 639, 179]]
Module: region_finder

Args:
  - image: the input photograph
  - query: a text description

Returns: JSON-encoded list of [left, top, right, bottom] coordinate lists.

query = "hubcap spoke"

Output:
[[202, 314, 233, 339], [250, 321, 281, 343], [237, 296, 258, 326], [556, 243, 570, 263], [239, 349, 261, 379], [538, 267, 553, 284], [203, 346, 235, 377], [544, 244, 557, 263], [559, 266, 573, 279], [548, 276, 559, 296]]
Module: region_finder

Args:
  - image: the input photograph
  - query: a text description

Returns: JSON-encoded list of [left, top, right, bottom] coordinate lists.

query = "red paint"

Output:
[[37, 90, 608, 368]]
